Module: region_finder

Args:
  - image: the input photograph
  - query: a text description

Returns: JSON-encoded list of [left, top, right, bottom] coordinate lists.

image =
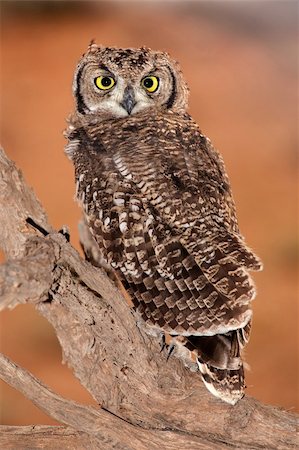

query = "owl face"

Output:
[[73, 45, 189, 118]]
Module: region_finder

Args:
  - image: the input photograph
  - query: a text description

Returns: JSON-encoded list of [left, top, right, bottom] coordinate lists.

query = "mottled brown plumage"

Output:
[[65, 44, 262, 405]]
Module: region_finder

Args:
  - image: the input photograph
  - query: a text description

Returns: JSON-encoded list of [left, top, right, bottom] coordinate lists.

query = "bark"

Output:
[[0, 147, 297, 450]]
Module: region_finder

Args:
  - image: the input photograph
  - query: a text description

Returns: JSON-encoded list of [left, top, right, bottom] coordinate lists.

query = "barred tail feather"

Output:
[[197, 360, 245, 405], [184, 325, 250, 404]]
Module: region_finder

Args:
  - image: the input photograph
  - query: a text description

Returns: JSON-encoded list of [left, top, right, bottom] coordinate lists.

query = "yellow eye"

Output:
[[95, 76, 115, 90], [141, 76, 159, 93]]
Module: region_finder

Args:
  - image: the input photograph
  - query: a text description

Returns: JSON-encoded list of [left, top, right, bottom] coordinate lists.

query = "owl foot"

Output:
[[136, 319, 166, 351], [167, 336, 198, 372]]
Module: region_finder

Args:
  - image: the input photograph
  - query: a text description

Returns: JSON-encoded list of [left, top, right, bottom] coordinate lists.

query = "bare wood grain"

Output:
[[0, 147, 298, 449], [0, 353, 214, 450], [0, 426, 89, 450], [0, 148, 51, 259]]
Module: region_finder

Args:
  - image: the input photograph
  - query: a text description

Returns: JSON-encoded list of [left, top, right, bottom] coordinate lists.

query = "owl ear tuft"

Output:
[[87, 39, 98, 54]]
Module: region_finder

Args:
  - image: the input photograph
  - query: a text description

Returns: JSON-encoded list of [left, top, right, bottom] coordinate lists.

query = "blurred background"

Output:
[[0, 1, 298, 424]]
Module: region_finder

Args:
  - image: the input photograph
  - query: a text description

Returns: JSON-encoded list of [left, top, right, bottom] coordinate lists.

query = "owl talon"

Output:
[[166, 343, 175, 361], [59, 226, 70, 242], [159, 334, 166, 353], [26, 217, 49, 236]]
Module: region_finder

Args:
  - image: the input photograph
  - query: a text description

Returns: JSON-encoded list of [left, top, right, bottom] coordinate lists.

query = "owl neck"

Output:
[[67, 110, 114, 129]]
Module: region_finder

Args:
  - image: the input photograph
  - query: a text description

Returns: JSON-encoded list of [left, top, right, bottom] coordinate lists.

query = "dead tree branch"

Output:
[[0, 147, 297, 449]]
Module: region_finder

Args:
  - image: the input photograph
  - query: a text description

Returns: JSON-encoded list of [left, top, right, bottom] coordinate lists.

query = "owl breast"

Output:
[[77, 110, 234, 235]]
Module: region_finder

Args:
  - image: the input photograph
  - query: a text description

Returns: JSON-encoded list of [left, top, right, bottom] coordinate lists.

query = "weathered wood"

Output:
[[0, 147, 298, 449], [0, 353, 214, 450], [0, 426, 90, 450]]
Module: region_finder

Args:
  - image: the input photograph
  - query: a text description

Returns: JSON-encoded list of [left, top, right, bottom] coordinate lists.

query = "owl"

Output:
[[65, 42, 262, 405]]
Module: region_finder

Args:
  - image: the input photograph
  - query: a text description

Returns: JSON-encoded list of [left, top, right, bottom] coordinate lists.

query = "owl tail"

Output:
[[185, 324, 250, 405], [197, 359, 245, 405]]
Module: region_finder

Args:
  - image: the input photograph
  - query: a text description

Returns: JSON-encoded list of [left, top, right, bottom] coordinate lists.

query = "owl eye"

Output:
[[95, 76, 115, 90], [141, 76, 159, 93]]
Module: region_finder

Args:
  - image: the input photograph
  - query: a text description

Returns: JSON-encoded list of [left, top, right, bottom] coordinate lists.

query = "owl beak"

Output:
[[120, 86, 136, 115]]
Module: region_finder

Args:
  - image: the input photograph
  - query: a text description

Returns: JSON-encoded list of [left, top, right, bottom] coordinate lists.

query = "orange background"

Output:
[[0, 1, 298, 424]]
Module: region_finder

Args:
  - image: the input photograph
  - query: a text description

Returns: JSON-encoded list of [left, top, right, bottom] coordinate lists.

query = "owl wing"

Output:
[[74, 112, 262, 338]]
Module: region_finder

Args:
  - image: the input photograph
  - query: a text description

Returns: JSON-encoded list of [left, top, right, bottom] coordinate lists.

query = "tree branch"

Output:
[[0, 147, 297, 449], [1, 353, 212, 450]]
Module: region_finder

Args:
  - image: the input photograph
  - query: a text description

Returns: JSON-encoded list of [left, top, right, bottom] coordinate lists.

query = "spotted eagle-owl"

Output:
[[65, 43, 262, 405]]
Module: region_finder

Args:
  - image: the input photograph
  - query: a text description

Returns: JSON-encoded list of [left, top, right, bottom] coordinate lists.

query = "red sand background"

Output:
[[0, 1, 298, 424]]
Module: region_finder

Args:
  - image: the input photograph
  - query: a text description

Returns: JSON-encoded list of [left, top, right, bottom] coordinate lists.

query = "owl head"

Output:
[[73, 42, 189, 118]]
